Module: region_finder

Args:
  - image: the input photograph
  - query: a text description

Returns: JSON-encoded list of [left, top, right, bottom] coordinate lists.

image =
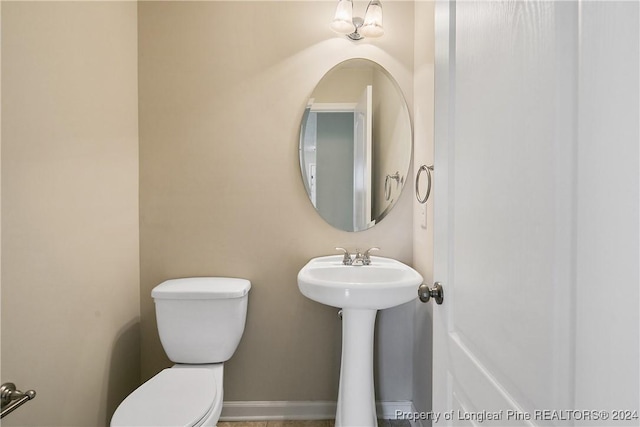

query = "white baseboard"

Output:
[[220, 401, 335, 421], [220, 400, 415, 421], [377, 401, 416, 420]]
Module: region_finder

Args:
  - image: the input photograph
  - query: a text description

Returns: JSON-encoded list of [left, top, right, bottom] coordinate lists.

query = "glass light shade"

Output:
[[360, 0, 384, 38], [330, 0, 356, 34]]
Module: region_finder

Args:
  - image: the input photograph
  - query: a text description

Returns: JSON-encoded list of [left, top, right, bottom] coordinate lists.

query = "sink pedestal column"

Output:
[[335, 308, 378, 427]]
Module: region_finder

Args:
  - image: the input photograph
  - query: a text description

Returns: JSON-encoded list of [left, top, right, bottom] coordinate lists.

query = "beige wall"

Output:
[[412, 0, 436, 416], [1, 1, 424, 423], [138, 1, 415, 401], [1, 2, 140, 426]]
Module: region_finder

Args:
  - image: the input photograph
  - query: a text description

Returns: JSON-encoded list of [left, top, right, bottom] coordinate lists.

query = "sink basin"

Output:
[[297, 254, 423, 427], [297, 255, 423, 310]]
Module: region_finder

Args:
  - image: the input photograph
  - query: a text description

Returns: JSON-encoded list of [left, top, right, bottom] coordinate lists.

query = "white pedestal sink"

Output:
[[297, 255, 423, 427]]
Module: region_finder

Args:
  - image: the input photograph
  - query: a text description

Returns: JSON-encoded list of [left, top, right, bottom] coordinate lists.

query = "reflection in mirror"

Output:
[[299, 59, 412, 232]]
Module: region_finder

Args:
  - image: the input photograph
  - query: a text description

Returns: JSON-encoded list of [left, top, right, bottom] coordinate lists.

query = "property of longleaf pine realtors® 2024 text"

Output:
[[396, 409, 640, 423]]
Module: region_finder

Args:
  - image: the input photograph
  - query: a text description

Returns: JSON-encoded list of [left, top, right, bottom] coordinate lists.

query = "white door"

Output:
[[432, 1, 639, 425], [354, 85, 373, 230]]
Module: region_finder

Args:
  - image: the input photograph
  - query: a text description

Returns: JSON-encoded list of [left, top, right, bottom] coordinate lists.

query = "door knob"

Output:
[[418, 282, 444, 304]]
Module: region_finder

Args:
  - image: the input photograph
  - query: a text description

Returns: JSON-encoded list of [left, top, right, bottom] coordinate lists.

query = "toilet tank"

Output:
[[152, 277, 251, 364]]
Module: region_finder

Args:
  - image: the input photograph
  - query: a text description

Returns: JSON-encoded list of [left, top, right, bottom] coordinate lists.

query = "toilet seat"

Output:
[[111, 368, 216, 427]]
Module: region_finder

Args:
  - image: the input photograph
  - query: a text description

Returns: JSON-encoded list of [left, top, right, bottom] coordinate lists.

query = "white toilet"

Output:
[[111, 277, 251, 427]]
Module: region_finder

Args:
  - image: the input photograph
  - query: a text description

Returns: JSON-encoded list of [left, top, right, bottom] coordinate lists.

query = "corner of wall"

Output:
[[411, 0, 436, 418]]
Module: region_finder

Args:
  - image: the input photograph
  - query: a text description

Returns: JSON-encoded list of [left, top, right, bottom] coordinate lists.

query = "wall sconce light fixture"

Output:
[[330, 0, 384, 41]]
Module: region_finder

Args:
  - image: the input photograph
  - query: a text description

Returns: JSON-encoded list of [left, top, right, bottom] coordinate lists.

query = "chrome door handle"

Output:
[[418, 282, 444, 304]]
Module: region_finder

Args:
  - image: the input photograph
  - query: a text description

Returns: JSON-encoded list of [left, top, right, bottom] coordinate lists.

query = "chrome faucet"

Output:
[[362, 247, 379, 265], [352, 249, 366, 266], [336, 247, 379, 266], [336, 247, 353, 265]]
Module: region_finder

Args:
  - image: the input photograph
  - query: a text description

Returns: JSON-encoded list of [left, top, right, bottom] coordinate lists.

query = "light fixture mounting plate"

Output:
[[347, 17, 364, 41]]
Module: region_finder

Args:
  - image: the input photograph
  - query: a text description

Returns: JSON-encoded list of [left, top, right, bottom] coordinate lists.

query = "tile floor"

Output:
[[218, 420, 410, 427]]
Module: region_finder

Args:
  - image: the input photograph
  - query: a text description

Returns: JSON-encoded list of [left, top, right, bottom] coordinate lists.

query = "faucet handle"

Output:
[[363, 247, 380, 265], [335, 247, 353, 265]]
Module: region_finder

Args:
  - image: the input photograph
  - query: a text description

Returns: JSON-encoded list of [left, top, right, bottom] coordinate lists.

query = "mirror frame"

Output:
[[298, 58, 413, 232]]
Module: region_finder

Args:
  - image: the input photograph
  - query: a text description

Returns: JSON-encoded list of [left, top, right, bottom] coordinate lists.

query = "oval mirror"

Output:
[[299, 58, 412, 232]]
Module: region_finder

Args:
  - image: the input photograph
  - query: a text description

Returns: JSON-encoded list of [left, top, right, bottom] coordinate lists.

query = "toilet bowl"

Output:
[[111, 277, 250, 427], [111, 364, 223, 427]]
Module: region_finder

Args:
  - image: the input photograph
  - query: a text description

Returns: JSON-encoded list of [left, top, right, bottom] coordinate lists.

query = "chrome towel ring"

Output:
[[415, 164, 433, 204]]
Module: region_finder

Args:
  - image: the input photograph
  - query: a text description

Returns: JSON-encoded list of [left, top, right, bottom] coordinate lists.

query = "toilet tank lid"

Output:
[[152, 277, 251, 300]]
